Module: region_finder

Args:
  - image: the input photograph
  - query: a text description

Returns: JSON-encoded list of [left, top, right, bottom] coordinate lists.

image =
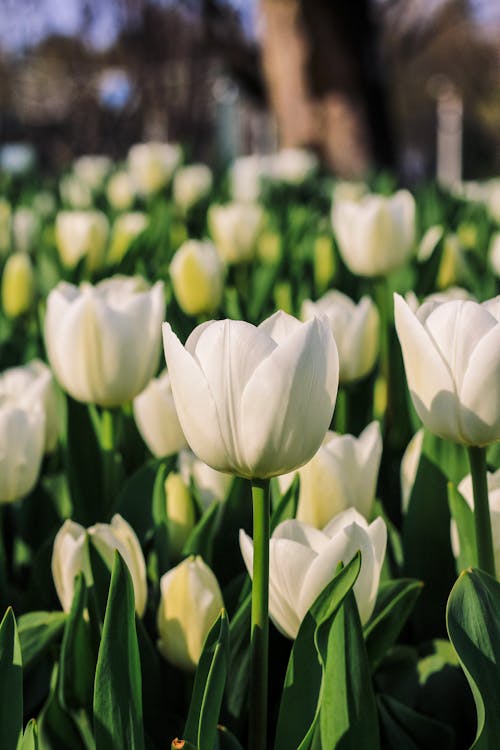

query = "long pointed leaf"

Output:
[[0, 607, 23, 750]]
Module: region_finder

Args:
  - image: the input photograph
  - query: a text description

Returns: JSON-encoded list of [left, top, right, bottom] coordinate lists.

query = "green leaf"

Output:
[[151, 459, 171, 578], [364, 578, 423, 667], [184, 609, 229, 750], [20, 719, 38, 750], [226, 592, 251, 722], [211, 478, 253, 587], [93, 552, 145, 750], [446, 568, 500, 749], [274, 552, 361, 750], [378, 693, 454, 749], [114, 459, 160, 544], [270, 475, 299, 534], [182, 501, 220, 563], [38, 665, 86, 750], [318, 589, 380, 749], [216, 724, 245, 749], [18, 612, 66, 671], [64, 398, 104, 525], [448, 482, 477, 571], [58, 573, 95, 711], [0, 607, 23, 750]]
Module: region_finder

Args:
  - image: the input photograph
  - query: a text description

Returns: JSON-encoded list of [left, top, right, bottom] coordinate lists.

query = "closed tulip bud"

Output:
[[157, 555, 223, 671], [163, 310, 339, 479], [279, 422, 382, 527], [165, 472, 195, 557], [400, 429, 424, 514], [395, 293, 500, 446], [417, 225, 444, 262], [240, 509, 387, 638], [52, 515, 147, 615], [436, 234, 467, 290], [313, 235, 336, 294], [270, 148, 318, 185], [208, 202, 264, 264], [302, 290, 379, 384], [45, 276, 164, 407], [179, 449, 233, 509], [107, 212, 148, 265], [173, 164, 212, 212], [230, 155, 271, 203], [106, 170, 136, 211], [332, 190, 415, 277], [73, 155, 112, 190], [128, 142, 181, 196], [0, 399, 45, 504], [0, 359, 60, 453], [133, 370, 187, 457], [273, 281, 293, 315], [12, 208, 38, 253], [257, 230, 282, 265], [55, 210, 109, 271], [2, 253, 34, 318], [59, 174, 93, 210], [0, 199, 12, 254], [170, 240, 224, 317], [451, 471, 500, 577], [332, 180, 368, 204]]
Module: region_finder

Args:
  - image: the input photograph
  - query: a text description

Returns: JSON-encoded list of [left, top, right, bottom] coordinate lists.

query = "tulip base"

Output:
[[249, 478, 270, 750], [467, 446, 496, 577]]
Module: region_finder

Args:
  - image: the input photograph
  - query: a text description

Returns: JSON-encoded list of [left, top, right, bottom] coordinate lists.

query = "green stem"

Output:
[[373, 277, 390, 385], [100, 408, 115, 515], [249, 478, 270, 750], [334, 386, 348, 434], [467, 446, 496, 577]]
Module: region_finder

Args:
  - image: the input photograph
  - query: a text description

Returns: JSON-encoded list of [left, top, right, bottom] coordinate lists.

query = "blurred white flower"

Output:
[[173, 164, 213, 212], [400, 428, 424, 514], [270, 148, 318, 185], [133, 370, 187, 458], [169, 239, 224, 316], [73, 155, 112, 190], [209, 202, 264, 264], [179, 449, 233, 509], [55, 210, 109, 271], [107, 212, 148, 265], [106, 171, 136, 211], [128, 142, 181, 196]]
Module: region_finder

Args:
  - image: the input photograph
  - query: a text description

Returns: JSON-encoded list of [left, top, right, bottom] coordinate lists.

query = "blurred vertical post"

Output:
[[436, 86, 463, 188], [213, 76, 241, 166]]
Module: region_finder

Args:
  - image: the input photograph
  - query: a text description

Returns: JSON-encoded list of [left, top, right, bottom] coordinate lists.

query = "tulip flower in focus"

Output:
[[279, 422, 382, 528], [128, 142, 181, 196], [169, 239, 224, 316], [0, 398, 45, 504], [0, 359, 60, 453], [173, 164, 213, 212], [451, 471, 500, 577], [1, 252, 34, 318], [55, 210, 109, 271], [179, 449, 233, 509], [52, 514, 147, 615], [332, 190, 415, 277], [133, 370, 187, 458], [157, 555, 223, 671], [394, 293, 500, 446], [162, 310, 339, 479], [164, 471, 196, 557], [45, 276, 164, 407], [239, 509, 387, 638], [107, 212, 148, 265], [208, 202, 264, 264], [302, 290, 379, 384]]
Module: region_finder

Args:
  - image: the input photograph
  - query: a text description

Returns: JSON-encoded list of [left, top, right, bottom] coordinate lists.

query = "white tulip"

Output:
[[106, 171, 136, 211], [73, 155, 112, 190], [133, 370, 187, 458], [157, 555, 223, 671], [107, 212, 148, 265], [163, 310, 338, 479], [55, 210, 109, 270], [169, 240, 224, 316], [209, 202, 264, 264], [230, 155, 272, 203], [417, 225, 444, 262], [12, 208, 38, 253], [173, 164, 212, 212], [270, 148, 318, 185], [394, 293, 500, 446], [59, 175, 93, 210], [52, 514, 147, 615], [128, 142, 181, 196], [45, 276, 164, 407], [1, 253, 34, 318], [0, 359, 60, 453], [0, 399, 45, 504], [451, 471, 500, 577], [400, 428, 424, 514], [240, 509, 387, 638], [332, 190, 415, 277], [280, 422, 382, 528], [302, 290, 379, 383], [179, 449, 233, 508]]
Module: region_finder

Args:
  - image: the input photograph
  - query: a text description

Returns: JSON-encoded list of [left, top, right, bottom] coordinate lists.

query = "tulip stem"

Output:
[[249, 477, 270, 750], [100, 408, 116, 516], [467, 446, 496, 577]]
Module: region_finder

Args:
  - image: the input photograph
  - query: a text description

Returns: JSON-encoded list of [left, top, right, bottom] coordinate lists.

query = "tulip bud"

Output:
[[2, 253, 34, 318], [165, 472, 196, 557], [179, 449, 233, 509], [157, 555, 223, 671], [0, 400, 45, 504], [489, 232, 500, 277], [0, 199, 12, 254], [240, 509, 387, 638], [106, 171, 136, 211], [332, 190, 415, 277], [52, 515, 147, 615], [128, 142, 181, 196], [55, 210, 109, 271], [107, 212, 148, 265], [45, 276, 164, 407], [400, 429, 424, 514], [332, 180, 368, 204], [12, 208, 38, 253], [302, 290, 379, 384], [273, 281, 293, 315], [173, 164, 212, 212], [436, 234, 467, 290], [270, 148, 318, 185], [208, 202, 263, 264], [169, 240, 224, 316], [257, 231, 282, 265], [133, 370, 187, 457], [73, 155, 111, 191], [59, 174, 93, 210], [313, 235, 336, 294], [230, 155, 271, 203]]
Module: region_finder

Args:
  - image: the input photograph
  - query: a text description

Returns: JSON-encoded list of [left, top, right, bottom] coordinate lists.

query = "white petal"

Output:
[[460, 322, 500, 445]]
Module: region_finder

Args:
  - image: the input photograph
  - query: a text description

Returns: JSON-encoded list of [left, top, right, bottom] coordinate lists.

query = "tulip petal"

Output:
[[162, 323, 230, 471], [258, 310, 302, 343], [460, 322, 500, 445], [394, 294, 460, 440], [241, 317, 338, 478], [272, 519, 330, 554]]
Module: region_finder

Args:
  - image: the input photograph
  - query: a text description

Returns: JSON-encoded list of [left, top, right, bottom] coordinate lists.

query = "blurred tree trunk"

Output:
[[260, 0, 395, 177]]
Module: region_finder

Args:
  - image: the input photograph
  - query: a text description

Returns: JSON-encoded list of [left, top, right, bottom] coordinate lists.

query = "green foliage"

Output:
[[0, 608, 23, 750]]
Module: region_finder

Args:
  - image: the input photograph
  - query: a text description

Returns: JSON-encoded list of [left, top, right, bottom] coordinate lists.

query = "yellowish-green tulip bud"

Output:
[[273, 281, 293, 315], [106, 171, 136, 211], [436, 234, 467, 290], [169, 240, 224, 316], [313, 235, 336, 294], [157, 555, 223, 671], [173, 164, 212, 213], [257, 230, 282, 265], [107, 212, 148, 265], [456, 222, 478, 250], [2, 253, 34, 318], [373, 374, 387, 421], [165, 472, 195, 558], [0, 199, 12, 254]]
